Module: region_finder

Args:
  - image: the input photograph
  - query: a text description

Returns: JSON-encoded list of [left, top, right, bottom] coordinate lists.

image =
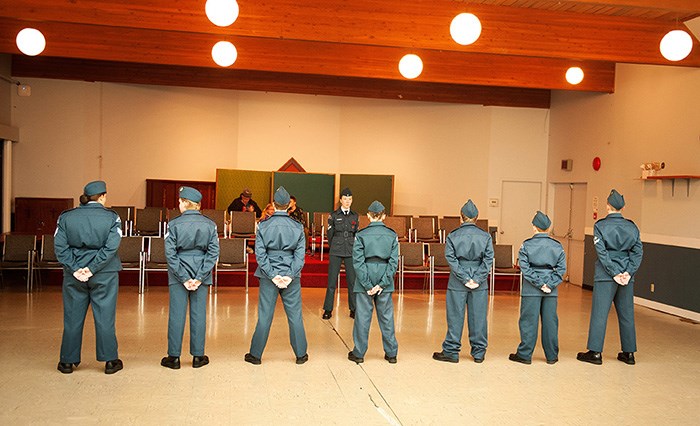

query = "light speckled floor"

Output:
[[0, 282, 698, 425]]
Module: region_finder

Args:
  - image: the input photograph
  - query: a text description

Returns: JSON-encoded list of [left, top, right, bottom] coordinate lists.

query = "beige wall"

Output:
[[10, 78, 549, 220], [548, 64, 700, 243]]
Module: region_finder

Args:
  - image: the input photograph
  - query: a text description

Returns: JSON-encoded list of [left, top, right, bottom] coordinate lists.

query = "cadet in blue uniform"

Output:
[[348, 201, 400, 364], [161, 187, 220, 369], [509, 211, 566, 365], [55, 180, 123, 374], [578, 189, 643, 365], [245, 186, 309, 365], [322, 187, 359, 319], [433, 200, 494, 363]]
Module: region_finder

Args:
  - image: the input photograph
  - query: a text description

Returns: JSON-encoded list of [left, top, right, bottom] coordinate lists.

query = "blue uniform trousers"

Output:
[[442, 289, 488, 359], [351, 292, 398, 358], [516, 296, 558, 361], [323, 255, 356, 312], [167, 283, 209, 357], [60, 272, 119, 363], [587, 281, 637, 353], [250, 277, 308, 358]]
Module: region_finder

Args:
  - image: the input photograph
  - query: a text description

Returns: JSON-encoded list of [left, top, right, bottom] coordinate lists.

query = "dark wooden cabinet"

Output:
[[14, 197, 74, 236], [146, 179, 216, 209]]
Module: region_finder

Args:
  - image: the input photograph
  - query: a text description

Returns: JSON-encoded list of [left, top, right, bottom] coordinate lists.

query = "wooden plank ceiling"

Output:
[[0, 0, 699, 108]]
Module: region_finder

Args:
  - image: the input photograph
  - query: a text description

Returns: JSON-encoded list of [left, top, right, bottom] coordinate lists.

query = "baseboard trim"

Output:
[[634, 297, 700, 322]]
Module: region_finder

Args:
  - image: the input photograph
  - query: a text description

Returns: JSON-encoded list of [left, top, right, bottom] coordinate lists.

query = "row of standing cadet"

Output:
[[54, 181, 641, 374], [321, 188, 643, 366]]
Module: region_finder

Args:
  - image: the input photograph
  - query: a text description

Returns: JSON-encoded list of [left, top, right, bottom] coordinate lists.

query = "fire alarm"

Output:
[[592, 157, 601, 171]]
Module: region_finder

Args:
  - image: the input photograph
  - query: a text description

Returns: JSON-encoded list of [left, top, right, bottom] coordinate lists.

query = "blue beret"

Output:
[[532, 211, 551, 230], [460, 199, 479, 219], [274, 186, 290, 205], [368, 200, 385, 213], [179, 186, 202, 203], [84, 180, 107, 196], [607, 189, 625, 210], [340, 187, 352, 197]]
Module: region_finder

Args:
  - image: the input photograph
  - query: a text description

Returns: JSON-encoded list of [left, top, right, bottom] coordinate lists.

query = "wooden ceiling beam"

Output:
[[10, 56, 552, 109], [0, 17, 615, 92], [1, 0, 698, 66]]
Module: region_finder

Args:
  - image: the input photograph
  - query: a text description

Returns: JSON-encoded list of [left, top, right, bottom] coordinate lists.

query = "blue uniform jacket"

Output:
[[352, 222, 399, 293], [444, 223, 494, 292], [327, 208, 359, 257], [54, 202, 122, 275], [593, 213, 643, 283], [518, 233, 566, 297], [164, 210, 220, 285], [255, 211, 306, 279]]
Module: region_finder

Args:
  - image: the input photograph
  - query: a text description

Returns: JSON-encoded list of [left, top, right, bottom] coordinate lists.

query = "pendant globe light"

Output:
[[212, 41, 238, 67], [659, 30, 693, 62], [450, 13, 482, 46], [565, 67, 584, 85], [398, 54, 423, 79], [206, 0, 239, 27], [16, 28, 46, 56]]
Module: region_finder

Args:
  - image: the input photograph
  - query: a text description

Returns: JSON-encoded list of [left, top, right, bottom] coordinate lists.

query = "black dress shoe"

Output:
[[322, 310, 332, 320], [617, 352, 636, 365], [546, 358, 559, 365], [161, 356, 181, 369], [349, 310, 355, 319], [384, 354, 397, 364], [473, 358, 484, 364], [348, 351, 364, 364], [432, 351, 459, 363], [57, 362, 77, 374], [296, 354, 309, 365], [577, 350, 602, 365], [244, 353, 262, 365], [193, 355, 209, 368], [508, 353, 532, 365], [105, 359, 123, 374]]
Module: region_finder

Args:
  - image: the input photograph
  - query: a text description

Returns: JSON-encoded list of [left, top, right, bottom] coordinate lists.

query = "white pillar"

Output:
[[3, 139, 12, 233]]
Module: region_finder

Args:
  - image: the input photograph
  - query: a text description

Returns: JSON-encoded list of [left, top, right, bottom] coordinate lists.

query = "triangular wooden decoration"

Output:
[[278, 157, 306, 173]]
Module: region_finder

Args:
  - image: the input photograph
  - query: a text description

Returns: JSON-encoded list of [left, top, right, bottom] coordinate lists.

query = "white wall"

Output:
[[10, 78, 549, 221], [548, 64, 700, 242]]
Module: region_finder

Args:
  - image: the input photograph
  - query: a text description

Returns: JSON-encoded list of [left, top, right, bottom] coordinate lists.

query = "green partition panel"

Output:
[[339, 174, 394, 215], [272, 172, 335, 220], [216, 169, 272, 211]]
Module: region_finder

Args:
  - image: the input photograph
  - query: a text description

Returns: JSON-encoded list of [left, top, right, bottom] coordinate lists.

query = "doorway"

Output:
[[551, 183, 587, 286]]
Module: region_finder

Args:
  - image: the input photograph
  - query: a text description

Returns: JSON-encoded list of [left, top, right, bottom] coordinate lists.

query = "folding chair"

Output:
[[398, 242, 430, 293], [0, 234, 37, 292], [117, 236, 145, 293], [410, 216, 440, 243], [490, 244, 521, 295], [32, 234, 63, 288], [215, 238, 249, 293], [143, 237, 168, 293]]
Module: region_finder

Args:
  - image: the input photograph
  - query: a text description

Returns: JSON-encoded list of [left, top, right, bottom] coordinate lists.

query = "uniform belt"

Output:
[[342, 231, 354, 238], [365, 257, 388, 264], [179, 249, 206, 254], [530, 265, 553, 270], [267, 249, 293, 255], [458, 259, 481, 266]]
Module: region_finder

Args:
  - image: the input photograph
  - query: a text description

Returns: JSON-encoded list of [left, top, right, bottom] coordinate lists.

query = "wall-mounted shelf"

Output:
[[644, 175, 700, 197]]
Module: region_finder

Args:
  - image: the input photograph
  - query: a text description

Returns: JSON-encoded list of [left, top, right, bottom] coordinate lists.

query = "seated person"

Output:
[[228, 188, 262, 219], [259, 203, 275, 222]]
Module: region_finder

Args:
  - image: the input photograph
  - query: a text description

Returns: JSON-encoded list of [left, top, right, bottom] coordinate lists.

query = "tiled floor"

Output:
[[0, 282, 698, 425]]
